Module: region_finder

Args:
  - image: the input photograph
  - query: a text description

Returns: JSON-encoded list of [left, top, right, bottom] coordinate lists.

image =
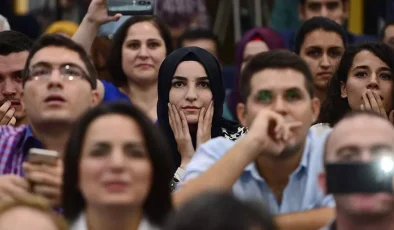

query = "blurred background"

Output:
[[1, 0, 392, 65]]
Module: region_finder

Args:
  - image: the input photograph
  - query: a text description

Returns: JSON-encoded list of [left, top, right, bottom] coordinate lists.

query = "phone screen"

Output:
[[325, 160, 394, 194], [107, 0, 155, 15]]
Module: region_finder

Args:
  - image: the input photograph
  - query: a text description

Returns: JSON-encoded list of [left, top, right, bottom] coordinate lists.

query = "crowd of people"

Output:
[[0, 0, 393, 229]]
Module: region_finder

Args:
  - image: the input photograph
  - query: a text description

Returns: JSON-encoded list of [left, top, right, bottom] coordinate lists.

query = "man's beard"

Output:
[[271, 140, 304, 160]]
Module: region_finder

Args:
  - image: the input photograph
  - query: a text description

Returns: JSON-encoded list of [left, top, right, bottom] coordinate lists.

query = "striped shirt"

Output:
[[0, 125, 43, 176]]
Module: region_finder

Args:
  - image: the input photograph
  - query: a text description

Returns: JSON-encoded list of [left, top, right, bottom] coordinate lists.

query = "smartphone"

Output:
[[325, 160, 394, 194], [107, 0, 155, 16], [27, 148, 58, 166]]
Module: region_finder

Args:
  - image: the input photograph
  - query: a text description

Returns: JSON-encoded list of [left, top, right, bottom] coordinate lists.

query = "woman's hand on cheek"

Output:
[[196, 101, 213, 148], [168, 103, 195, 168]]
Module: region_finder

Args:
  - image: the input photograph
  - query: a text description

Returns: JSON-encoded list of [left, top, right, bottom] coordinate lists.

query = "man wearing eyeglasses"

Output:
[[319, 110, 394, 230], [0, 34, 99, 208]]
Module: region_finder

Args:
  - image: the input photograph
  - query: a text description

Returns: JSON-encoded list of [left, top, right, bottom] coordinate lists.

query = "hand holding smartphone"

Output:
[[107, 0, 155, 16], [27, 148, 59, 166]]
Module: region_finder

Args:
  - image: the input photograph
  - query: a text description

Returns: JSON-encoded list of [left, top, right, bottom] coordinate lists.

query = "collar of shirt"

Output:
[[20, 125, 44, 157], [244, 133, 311, 182]]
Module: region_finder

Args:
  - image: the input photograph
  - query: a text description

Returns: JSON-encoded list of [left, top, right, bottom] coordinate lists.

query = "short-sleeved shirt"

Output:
[[182, 127, 334, 214]]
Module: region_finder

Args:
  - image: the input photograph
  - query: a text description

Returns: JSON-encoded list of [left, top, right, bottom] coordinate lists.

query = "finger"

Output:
[[367, 90, 380, 113], [172, 105, 183, 134], [2, 181, 31, 200], [205, 101, 214, 127], [0, 101, 11, 116], [372, 91, 387, 117], [8, 116, 16, 126], [389, 110, 394, 124], [168, 103, 176, 133], [25, 171, 61, 187], [179, 110, 190, 134], [197, 107, 205, 131], [362, 92, 371, 110], [0, 108, 14, 125], [32, 184, 60, 198]]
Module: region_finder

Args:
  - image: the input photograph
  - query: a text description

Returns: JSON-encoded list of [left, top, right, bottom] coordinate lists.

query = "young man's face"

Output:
[[299, 0, 348, 25]]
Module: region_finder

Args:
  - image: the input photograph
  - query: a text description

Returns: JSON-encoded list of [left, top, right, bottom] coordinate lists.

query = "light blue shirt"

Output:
[[182, 127, 334, 215]]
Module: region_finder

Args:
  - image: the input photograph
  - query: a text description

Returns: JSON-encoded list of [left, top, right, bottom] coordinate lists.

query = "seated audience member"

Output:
[[90, 36, 112, 82], [156, 47, 245, 185], [176, 50, 334, 229], [0, 34, 99, 208], [379, 19, 394, 48], [62, 102, 173, 230], [0, 30, 33, 126], [319, 110, 394, 229], [228, 27, 285, 121], [0, 15, 10, 32], [45, 21, 79, 38], [73, 0, 173, 121], [0, 196, 67, 230], [177, 28, 220, 60], [280, 0, 375, 50], [164, 192, 277, 230], [295, 17, 347, 104], [317, 42, 394, 128]]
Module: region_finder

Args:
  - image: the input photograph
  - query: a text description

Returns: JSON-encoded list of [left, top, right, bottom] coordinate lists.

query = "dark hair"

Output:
[[299, 0, 347, 5], [177, 28, 220, 54], [91, 36, 112, 82], [107, 16, 173, 87], [22, 34, 97, 89], [0, 30, 33, 55], [379, 19, 394, 41], [164, 192, 277, 230], [324, 109, 392, 162], [318, 42, 394, 127], [62, 102, 174, 225], [240, 50, 314, 103], [294, 17, 348, 54]]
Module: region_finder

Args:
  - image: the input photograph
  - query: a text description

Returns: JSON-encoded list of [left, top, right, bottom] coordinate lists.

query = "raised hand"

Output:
[[85, 0, 122, 25], [0, 175, 31, 204], [196, 101, 213, 148], [22, 159, 63, 207], [168, 103, 195, 168], [0, 102, 16, 126], [245, 109, 302, 158], [361, 90, 388, 118]]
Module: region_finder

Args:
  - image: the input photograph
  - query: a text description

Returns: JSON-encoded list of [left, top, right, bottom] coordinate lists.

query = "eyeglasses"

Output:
[[27, 64, 90, 83]]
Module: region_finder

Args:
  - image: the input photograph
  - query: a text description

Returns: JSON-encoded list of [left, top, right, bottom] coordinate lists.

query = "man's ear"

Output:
[[91, 89, 100, 107], [237, 103, 248, 127], [318, 172, 327, 194]]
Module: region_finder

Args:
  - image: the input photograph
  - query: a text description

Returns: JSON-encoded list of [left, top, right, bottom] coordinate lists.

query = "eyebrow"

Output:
[[352, 65, 392, 72], [172, 76, 209, 81], [30, 62, 84, 70]]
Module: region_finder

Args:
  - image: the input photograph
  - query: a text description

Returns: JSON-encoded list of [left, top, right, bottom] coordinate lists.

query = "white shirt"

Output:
[[70, 213, 160, 230]]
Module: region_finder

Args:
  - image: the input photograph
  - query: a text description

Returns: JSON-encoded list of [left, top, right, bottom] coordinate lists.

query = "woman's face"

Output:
[[241, 40, 269, 72], [299, 29, 345, 91], [341, 50, 394, 113], [169, 61, 213, 124], [79, 114, 152, 207], [122, 21, 167, 84]]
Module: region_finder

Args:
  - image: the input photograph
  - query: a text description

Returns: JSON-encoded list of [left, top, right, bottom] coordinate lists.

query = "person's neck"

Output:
[[255, 141, 305, 192], [16, 116, 28, 127], [336, 212, 394, 230], [315, 88, 327, 104], [85, 206, 143, 230], [123, 81, 158, 121], [30, 122, 72, 157]]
